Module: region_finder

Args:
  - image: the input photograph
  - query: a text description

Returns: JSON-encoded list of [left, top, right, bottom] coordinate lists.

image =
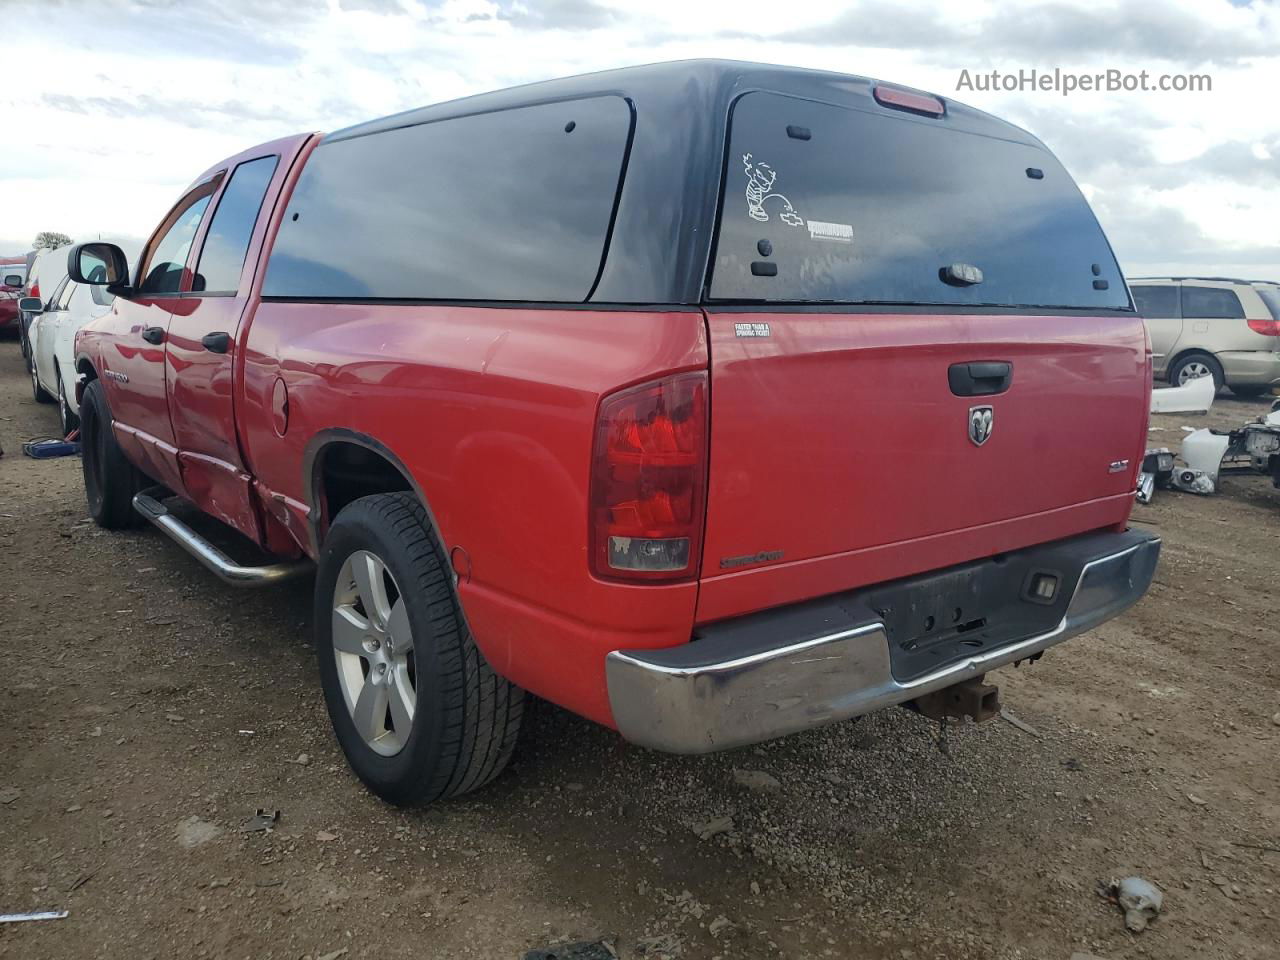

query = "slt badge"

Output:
[[968, 405, 994, 446]]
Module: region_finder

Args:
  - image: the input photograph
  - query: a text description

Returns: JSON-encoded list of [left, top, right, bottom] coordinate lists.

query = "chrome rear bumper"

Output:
[[606, 531, 1160, 754]]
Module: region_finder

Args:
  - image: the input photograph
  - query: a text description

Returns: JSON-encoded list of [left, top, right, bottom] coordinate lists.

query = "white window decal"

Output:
[[807, 220, 854, 243], [742, 153, 803, 227]]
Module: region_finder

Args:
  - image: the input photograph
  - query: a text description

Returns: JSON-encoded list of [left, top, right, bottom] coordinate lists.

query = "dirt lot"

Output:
[[2, 342, 1278, 960]]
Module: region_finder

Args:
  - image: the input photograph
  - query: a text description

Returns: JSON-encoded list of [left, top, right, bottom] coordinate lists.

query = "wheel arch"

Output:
[[302, 429, 451, 561], [74, 354, 98, 403]]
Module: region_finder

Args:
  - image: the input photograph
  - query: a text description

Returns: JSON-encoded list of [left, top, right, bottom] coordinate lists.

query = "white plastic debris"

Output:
[[0, 910, 68, 923], [1172, 429, 1231, 494], [1115, 876, 1164, 932], [1150, 374, 1215, 414]]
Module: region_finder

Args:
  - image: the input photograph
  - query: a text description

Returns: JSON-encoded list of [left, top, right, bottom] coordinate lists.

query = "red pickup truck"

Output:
[[73, 61, 1160, 806]]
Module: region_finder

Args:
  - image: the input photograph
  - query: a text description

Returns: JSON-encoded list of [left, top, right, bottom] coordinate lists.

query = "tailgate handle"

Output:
[[948, 361, 1012, 397]]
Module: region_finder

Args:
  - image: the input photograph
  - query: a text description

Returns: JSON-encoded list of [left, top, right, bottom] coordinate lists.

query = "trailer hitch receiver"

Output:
[[907, 675, 1001, 723]]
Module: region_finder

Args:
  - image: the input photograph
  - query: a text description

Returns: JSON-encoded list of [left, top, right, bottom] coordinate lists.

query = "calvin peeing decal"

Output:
[[742, 153, 803, 227]]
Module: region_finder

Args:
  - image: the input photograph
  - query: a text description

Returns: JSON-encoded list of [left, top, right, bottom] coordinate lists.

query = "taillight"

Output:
[[590, 372, 708, 582], [1247, 317, 1280, 337], [873, 84, 945, 117]]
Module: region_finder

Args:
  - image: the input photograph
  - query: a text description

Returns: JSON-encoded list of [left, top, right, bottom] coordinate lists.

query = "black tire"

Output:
[[1167, 351, 1224, 390], [29, 351, 53, 404], [315, 492, 524, 806], [1230, 384, 1270, 399], [79, 378, 144, 529], [57, 370, 80, 436]]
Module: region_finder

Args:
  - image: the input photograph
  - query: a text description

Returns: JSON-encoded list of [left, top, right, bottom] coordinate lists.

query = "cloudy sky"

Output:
[[2, 0, 1277, 280]]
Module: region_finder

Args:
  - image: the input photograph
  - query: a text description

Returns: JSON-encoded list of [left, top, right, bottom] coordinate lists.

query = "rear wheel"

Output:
[[315, 492, 524, 806], [1169, 352, 1224, 390], [29, 352, 53, 404], [57, 371, 80, 436], [79, 378, 144, 529]]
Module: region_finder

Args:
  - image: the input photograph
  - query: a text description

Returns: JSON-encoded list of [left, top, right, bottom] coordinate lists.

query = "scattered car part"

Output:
[[1135, 471, 1154, 503], [1172, 430, 1232, 494], [1239, 399, 1280, 487], [1149, 373, 1215, 414], [1135, 448, 1173, 504], [1112, 876, 1164, 933], [999, 708, 1042, 738], [240, 809, 280, 833], [0, 910, 69, 924]]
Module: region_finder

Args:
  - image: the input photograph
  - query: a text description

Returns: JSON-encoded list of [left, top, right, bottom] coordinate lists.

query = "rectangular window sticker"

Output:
[[734, 322, 772, 338], [807, 220, 853, 243]]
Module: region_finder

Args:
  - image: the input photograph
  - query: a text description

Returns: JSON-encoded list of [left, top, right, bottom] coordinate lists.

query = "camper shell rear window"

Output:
[[710, 91, 1131, 310]]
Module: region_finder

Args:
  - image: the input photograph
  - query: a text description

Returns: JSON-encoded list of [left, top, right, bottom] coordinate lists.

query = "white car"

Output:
[[18, 245, 69, 358], [27, 241, 139, 436]]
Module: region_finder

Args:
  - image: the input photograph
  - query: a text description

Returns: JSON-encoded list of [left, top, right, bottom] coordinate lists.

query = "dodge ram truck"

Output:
[[72, 60, 1161, 806]]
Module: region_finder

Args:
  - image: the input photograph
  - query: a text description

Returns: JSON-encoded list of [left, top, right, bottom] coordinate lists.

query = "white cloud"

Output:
[[1, 0, 1276, 280]]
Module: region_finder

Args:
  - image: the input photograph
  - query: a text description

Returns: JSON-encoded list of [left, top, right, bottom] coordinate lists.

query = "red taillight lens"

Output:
[[1247, 317, 1280, 337], [590, 372, 708, 582]]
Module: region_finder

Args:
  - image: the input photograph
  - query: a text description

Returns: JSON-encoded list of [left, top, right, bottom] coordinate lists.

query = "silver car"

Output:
[[1130, 277, 1280, 398]]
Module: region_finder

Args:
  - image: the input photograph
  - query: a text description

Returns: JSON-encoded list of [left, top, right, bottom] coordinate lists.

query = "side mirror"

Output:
[[3, 274, 22, 287], [19, 297, 43, 314], [67, 242, 130, 290]]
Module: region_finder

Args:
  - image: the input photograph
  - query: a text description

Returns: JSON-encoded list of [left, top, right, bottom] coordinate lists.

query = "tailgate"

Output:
[[698, 310, 1148, 619]]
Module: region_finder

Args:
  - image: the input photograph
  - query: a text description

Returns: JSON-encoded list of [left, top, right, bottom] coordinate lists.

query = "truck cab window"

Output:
[[139, 191, 215, 294], [193, 155, 279, 294]]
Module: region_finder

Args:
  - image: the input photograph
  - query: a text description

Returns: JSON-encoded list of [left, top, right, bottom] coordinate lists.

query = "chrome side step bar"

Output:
[[132, 490, 312, 587]]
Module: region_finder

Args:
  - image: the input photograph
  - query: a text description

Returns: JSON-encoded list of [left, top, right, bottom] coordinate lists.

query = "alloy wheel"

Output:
[[1178, 362, 1212, 386], [331, 550, 417, 756]]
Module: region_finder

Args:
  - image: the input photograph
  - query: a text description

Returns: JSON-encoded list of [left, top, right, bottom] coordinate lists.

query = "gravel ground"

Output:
[[2, 339, 1278, 960]]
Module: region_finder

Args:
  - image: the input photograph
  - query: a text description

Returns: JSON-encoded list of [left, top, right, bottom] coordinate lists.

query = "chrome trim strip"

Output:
[[607, 623, 883, 678], [606, 536, 1160, 754], [133, 490, 312, 587]]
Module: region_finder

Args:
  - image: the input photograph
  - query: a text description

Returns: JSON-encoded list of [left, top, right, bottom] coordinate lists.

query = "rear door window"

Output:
[[1181, 286, 1245, 320], [263, 96, 632, 302], [45, 277, 70, 312], [55, 281, 77, 311], [711, 91, 1129, 310], [1131, 285, 1180, 319], [193, 155, 279, 294]]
